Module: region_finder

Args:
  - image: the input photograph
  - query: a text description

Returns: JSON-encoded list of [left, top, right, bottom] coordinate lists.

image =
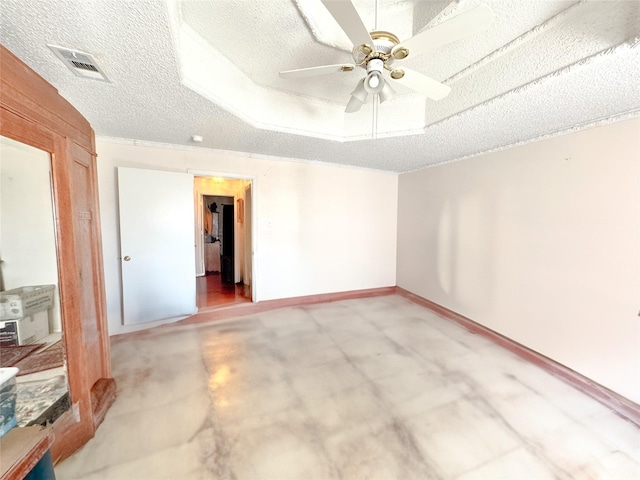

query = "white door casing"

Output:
[[195, 193, 205, 277], [244, 183, 253, 289], [117, 167, 196, 324]]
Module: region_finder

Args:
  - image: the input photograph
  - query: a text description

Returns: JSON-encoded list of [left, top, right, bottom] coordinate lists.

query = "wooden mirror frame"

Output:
[[0, 46, 115, 462]]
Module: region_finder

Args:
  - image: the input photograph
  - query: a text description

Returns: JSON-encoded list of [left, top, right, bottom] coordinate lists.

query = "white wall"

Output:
[[0, 136, 62, 332], [397, 118, 640, 403], [96, 139, 398, 336]]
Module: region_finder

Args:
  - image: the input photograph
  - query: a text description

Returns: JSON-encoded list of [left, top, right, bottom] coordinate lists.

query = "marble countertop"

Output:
[[15, 375, 68, 427]]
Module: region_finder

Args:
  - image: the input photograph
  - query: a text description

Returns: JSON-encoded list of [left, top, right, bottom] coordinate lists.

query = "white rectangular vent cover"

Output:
[[47, 44, 110, 82]]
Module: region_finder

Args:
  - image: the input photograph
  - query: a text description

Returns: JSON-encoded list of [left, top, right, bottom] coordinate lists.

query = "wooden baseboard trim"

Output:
[[396, 287, 640, 427], [181, 286, 397, 326]]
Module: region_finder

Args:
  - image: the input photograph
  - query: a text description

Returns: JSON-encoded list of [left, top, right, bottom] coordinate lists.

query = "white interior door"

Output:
[[117, 167, 196, 324]]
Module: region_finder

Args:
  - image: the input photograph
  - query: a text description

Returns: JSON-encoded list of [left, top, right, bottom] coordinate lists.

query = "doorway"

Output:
[[194, 176, 253, 309]]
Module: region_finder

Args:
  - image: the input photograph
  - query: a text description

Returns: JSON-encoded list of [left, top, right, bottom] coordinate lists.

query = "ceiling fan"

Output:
[[280, 0, 494, 113]]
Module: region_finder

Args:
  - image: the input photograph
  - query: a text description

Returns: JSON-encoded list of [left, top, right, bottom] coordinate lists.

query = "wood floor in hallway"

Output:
[[196, 273, 251, 309]]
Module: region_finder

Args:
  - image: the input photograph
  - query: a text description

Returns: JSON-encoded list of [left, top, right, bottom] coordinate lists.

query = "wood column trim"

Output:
[[1, 44, 115, 462]]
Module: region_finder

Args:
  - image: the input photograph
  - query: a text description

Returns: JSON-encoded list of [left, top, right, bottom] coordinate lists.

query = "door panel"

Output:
[[117, 167, 196, 324], [221, 203, 234, 283]]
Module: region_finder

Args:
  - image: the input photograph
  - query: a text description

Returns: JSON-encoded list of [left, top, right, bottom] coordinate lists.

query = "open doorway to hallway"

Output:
[[194, 175, 253, 309], [196, 274, 249, 308]]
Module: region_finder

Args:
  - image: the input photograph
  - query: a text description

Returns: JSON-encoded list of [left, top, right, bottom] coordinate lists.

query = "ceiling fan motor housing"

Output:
[[352, 31, 399, 69], [367, 58, 384, 74]]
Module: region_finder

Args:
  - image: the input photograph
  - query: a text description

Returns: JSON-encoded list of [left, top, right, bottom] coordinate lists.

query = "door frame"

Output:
[[190, 170, 257, 302], [243, 183, 253, 294], [196, 192, 205, 276]]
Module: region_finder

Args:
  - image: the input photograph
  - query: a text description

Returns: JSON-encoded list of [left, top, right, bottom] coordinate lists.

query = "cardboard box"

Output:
[[0, 311, 50, 347], [0, 285, 55, 320]]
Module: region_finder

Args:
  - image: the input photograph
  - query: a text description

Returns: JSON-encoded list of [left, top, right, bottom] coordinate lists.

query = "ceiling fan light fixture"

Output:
[[364, 59, 384, 94], [286, 2, 496, 118], [364, 71, 384, 94], [351, 78, 368, 102], [345, 95, 364, 113], [379, 81, 395, 103], [367, 72, 381, 89]]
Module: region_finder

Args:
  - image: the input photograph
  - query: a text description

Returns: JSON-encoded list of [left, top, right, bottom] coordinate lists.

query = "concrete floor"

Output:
[[56, 295, 639, 479]]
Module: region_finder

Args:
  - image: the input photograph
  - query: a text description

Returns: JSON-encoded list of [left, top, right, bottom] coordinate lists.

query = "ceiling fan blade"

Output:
[[396, 5, 494, 58], [279, 64, 355, 79], [388, 68, 451, 101], [321, 0, 373, 48]]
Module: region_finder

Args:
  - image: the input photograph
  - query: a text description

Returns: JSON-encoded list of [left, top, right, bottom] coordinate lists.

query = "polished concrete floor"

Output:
[[56, 295, 639, 479]]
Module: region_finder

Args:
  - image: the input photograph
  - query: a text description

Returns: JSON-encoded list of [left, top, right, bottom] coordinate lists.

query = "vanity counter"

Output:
[[1, 425, 54, 479]]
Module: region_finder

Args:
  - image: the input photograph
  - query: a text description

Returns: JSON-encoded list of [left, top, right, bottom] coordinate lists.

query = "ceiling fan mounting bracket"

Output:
[[352, 30, 400, 70], [369, 31, 400, 45]]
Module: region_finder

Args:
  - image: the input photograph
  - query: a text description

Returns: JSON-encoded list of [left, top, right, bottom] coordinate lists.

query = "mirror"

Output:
[[0, 135, 69, 427]]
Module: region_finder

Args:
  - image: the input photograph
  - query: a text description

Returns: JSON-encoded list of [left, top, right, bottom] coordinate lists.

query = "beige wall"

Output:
[[96, 139, 398, 336], [397, 118, 640, 403]]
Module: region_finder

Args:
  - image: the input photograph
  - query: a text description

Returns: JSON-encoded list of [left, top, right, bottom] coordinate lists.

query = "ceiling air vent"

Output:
[[47, 44, 110, 82]]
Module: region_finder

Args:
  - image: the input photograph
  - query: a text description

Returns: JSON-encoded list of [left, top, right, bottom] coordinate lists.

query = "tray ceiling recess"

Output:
[[171, 0, 640, 144], [1, 0, 638, 171]]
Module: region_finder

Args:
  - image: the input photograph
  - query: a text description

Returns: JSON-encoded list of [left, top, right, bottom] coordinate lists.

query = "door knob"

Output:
[[123, 256, 131, 261]]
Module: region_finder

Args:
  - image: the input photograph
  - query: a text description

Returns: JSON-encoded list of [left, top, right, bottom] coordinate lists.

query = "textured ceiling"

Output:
[[1, 0, 639, 172]]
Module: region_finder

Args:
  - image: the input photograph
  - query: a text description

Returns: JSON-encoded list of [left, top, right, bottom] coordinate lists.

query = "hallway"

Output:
[[196, 273, 250, 309]]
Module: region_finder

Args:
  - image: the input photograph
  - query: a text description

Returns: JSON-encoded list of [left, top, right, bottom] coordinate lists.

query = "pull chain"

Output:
[[372, 96, 378, 139], [373, 0, 379, 139]]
